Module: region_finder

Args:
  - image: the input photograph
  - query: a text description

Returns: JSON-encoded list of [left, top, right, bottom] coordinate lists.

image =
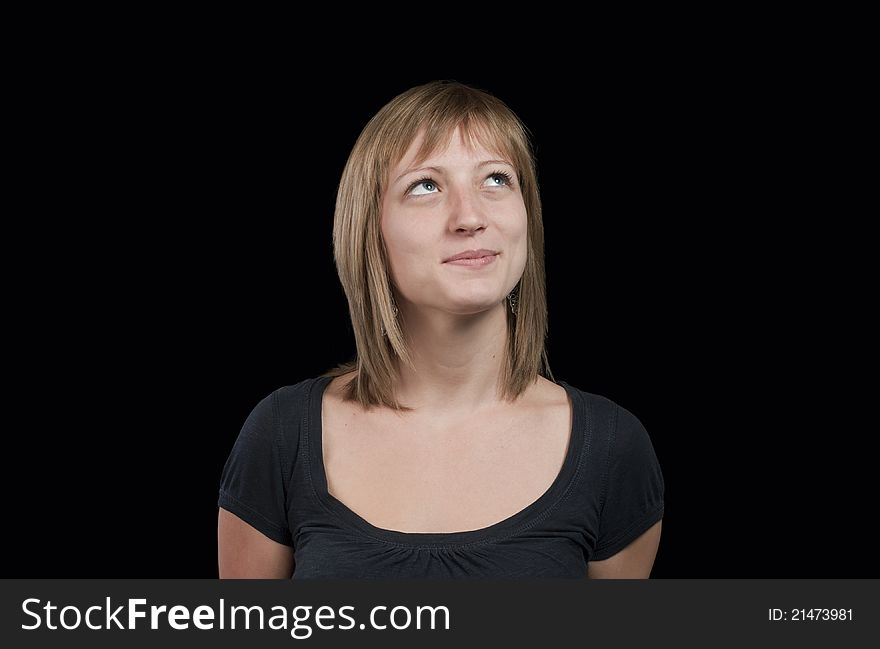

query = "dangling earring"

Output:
[[507, 288, 519, 316]]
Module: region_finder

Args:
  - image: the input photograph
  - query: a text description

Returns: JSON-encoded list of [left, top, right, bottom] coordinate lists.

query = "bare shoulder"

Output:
[[529, 376, 573, 424], [509, 376, 574, 453], [533, 375, 570, 406]]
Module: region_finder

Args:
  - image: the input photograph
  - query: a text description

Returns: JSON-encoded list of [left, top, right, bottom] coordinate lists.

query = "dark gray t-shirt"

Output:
[[218, 375, 665, 579]]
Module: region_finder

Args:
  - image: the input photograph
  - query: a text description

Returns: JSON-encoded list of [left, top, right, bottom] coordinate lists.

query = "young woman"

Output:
[[218, 80, 664, 579]]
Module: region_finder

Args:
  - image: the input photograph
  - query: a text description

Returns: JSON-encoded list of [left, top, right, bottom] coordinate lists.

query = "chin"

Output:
[[448, 299, 504, 315]]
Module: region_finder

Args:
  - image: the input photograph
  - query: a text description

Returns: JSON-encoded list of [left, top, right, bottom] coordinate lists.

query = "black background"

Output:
[[8, 40, 871, 578]]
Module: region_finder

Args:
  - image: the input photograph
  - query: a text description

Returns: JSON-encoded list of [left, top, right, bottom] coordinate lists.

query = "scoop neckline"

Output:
[[306, 374, 585, 548]]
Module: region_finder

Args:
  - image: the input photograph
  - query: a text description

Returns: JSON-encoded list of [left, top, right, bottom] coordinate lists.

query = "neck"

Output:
[[393, 300, 509, 415]]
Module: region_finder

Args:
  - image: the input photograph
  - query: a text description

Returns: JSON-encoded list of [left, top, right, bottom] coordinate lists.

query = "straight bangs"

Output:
[[375, 97, 536, 205]]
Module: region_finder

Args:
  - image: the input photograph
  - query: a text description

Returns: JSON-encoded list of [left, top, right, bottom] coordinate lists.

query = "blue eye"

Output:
[[406, 170, 514, 196], [486, 171, 514, 187], [410, 178, 438, 195]]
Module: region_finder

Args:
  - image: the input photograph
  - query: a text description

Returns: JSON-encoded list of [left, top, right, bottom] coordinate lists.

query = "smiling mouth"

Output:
[[443, 253, 499, 267]]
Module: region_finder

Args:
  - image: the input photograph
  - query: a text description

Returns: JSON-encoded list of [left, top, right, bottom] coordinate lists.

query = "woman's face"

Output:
[[380, 127, 528, 317]]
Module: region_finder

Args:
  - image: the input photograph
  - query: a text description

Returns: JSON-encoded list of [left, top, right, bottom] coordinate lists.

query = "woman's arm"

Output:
[[586, 519, 662, 579], [218, 508, 295, 579]]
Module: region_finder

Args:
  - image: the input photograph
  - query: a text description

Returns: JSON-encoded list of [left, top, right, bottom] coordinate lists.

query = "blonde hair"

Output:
[[320, 80, 554, 411]]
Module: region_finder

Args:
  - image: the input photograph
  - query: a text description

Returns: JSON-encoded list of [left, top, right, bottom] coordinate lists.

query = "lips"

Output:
[[444, 253, 498, 267], [443, 249, 499, 263]]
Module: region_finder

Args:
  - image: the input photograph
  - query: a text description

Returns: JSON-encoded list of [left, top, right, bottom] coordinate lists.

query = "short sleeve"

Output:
[[217, 389, 294, 547], [591, 403, 665, 561]]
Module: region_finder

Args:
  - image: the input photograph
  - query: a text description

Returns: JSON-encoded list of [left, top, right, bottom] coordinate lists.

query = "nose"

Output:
[[446, 184, 489, 234]]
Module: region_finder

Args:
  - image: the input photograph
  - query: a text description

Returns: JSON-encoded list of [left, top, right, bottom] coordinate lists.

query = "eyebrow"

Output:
[[393, 159, 514, 186]]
